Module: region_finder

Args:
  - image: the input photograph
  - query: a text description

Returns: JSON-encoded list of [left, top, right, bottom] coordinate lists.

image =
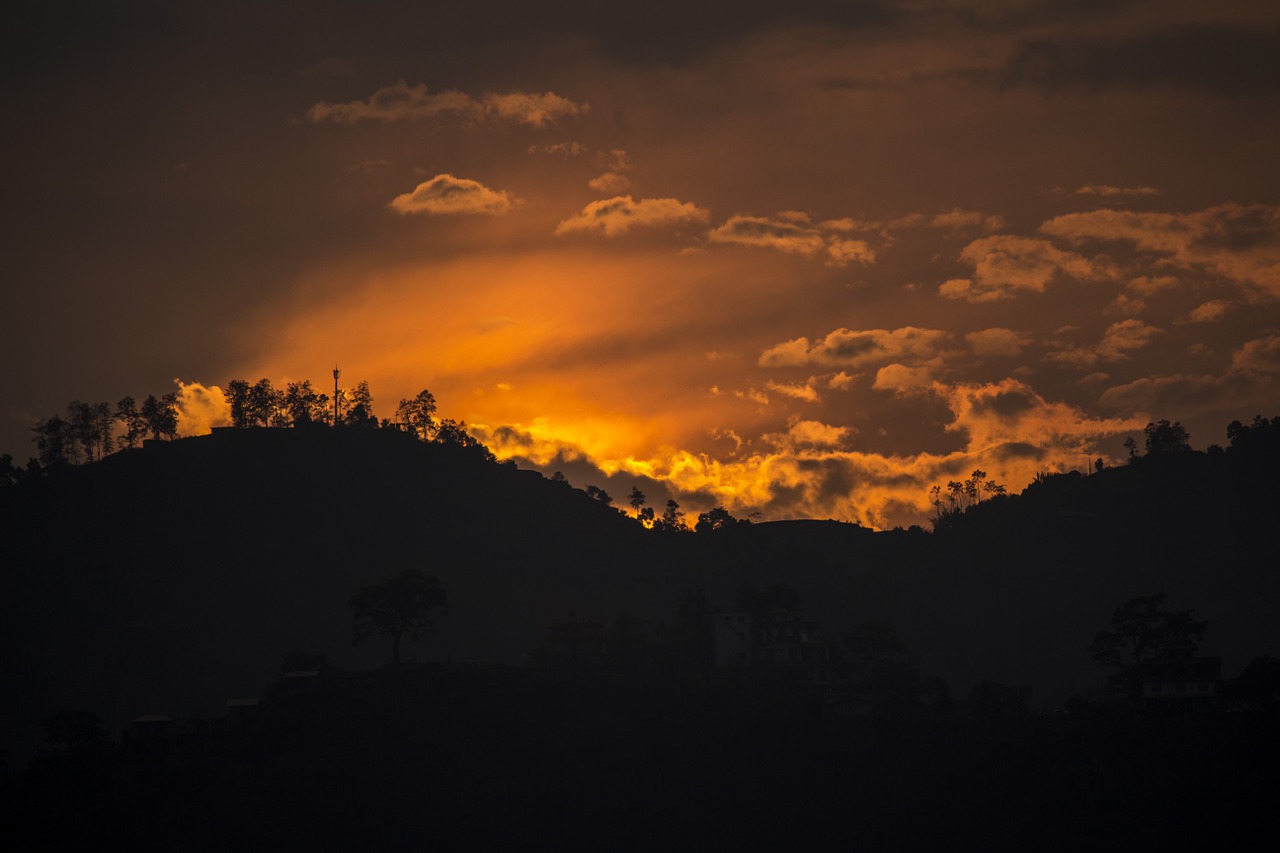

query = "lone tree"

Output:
[[348, 569, 448, 665]]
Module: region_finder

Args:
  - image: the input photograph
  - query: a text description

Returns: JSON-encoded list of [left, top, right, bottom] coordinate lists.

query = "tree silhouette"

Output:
[[140, 393, 179, 440], [116, 396, 147, 447], [223, 380, 251, 428], [348, 570, 448, 665], [655, 499, 687, 532], [283, 380, 328, 427], [343, 380, 377, 427], [248, 379, 283, 427], [695, 506, 747, 533], [32, 415, 71, 466], [1143, 419, 1190, 456], [396, 390, 438, 440], [1090, 593, 1207, 700]]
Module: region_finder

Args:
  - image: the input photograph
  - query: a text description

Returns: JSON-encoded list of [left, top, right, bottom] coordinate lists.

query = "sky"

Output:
[[4, 0, 1279, 528]]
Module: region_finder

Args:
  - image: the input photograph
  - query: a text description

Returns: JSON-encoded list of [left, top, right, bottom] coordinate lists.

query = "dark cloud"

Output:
[[993, 441, 1047, 461], [1001, 26, 1280, 95], [970, 389, 1038, 419]]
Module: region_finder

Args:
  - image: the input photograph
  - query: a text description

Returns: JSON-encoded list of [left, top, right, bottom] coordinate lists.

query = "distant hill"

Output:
[[3, 420, 1279, 766]]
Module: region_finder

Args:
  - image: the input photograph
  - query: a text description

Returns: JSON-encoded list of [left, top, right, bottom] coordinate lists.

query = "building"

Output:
[[1140, 638, 1222, 713]]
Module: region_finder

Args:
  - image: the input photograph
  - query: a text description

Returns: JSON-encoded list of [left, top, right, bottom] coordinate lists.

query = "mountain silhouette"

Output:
[[3, 419, 1279, 768]]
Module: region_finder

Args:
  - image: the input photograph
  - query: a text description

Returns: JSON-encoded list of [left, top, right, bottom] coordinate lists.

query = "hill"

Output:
[[3, 419, 1280, 768]]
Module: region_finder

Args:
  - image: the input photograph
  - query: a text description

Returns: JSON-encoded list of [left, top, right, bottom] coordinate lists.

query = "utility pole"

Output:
[[333, 365, 340, 426]]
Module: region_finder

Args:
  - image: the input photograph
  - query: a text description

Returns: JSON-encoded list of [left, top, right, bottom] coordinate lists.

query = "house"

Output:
[[546, 612, 607, 666], [1140, 638, 1222, 713], [225, 698, 260, 722]]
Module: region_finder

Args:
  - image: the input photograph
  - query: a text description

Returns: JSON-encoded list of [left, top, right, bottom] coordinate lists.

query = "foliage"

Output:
[[694, 505, 749, 533], [1090, 593, 1207, 701], [585, 484, 613, 506], [396, 390, 438, 440], [1143, 419, 1191, 456], [41, 710, 107, 751], [928, 469, 1006, 528], [348, 570, 448, 665], [653, 499, 688, 533]]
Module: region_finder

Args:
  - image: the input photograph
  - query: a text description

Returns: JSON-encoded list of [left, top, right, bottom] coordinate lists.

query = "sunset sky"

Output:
[[5, 0, 1279, 527]]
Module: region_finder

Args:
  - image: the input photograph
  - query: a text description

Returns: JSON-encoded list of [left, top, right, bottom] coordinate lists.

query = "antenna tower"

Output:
[[333, 365, 340, 426]]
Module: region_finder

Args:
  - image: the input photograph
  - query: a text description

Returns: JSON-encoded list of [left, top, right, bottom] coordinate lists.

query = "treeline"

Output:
[[27, 393, 180, 468], [1, 378, 494, 488]]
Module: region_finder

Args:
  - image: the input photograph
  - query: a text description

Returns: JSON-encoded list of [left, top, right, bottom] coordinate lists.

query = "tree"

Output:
[[1143, 419, 1190, 456], [283, 380, 327, 427], [223, 380, 251, 428], [585, 484, 614, 506], [116, 396, 147, 447], [32, 415, 71, 466], [396, 390, 437, 440], [695, 505, 748, 533], [628, 486, 647, 513], [65, 400, 114, 462], [348, 570, 448, 665], [1090, 593, 1207, 700], [1123, 435, 1139, 461], [140, 393, 179, 440], [655, 499, 688, 533], [247, 379, 282, 427], [343, 380, 377, 427]]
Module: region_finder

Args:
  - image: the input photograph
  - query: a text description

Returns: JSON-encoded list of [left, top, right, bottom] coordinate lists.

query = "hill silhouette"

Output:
[[3, 418, 1279, 769]]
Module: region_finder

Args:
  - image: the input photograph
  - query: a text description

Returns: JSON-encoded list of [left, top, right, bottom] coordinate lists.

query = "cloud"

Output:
[[1040, 203, 1280, 299], [535, 142, 589, 157], [588, 172, 633, 193], [1047, 319, 1163, 369], [1127, 275, 1179, 295], [966, 327, 1031, 357], [759, 326, 951, 369], [1231, 335, 1280, 374], [307, 81, 475, 123], [708, 214, 875, 266], [1104, 294, 1146, 316], [872, 363, 935, 394], [1074, 185, 1160, 197], [828, 371, 856, 390], [939, 235, 1098, 302], [554, 196, 710, 236], [766, 418, 851, 450], [1001, 26, 1280, 96], [1098, 371, 1271, 420], [389, 174, 517, 216], [928, 208, 1007, 231], [734, 388, 770, 406], [482, 91, 587, 127], [764, 379, 820, 402], [1186, 299, 1229, 323], [174, 380, 229, 436], [307, 81, 586, 127], [825, 238, 876, 266]]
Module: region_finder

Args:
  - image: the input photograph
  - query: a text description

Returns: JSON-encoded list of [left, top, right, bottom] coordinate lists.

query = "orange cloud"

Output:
[[174, 380, 229, 436], [759, 326, 951, 369], [764, 379, 820, 402], [940, 235, 1099, 302], [389, 174, 517, 216], [1047, 319, 1163, 369], [1040, 203, 1280, 299], [708, 214, 874, 266], [555, 196, 709, 236], [965, 328, 1031, 357], [307, 80, 586, 127]]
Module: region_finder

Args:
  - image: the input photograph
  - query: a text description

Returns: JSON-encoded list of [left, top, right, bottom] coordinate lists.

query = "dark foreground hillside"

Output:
[[3, 419, 1280, 775], [8, 665, 1279, 851]]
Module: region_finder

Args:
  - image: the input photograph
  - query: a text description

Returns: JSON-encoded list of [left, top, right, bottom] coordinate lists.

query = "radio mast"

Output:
[[333, 365, 340, 426]]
